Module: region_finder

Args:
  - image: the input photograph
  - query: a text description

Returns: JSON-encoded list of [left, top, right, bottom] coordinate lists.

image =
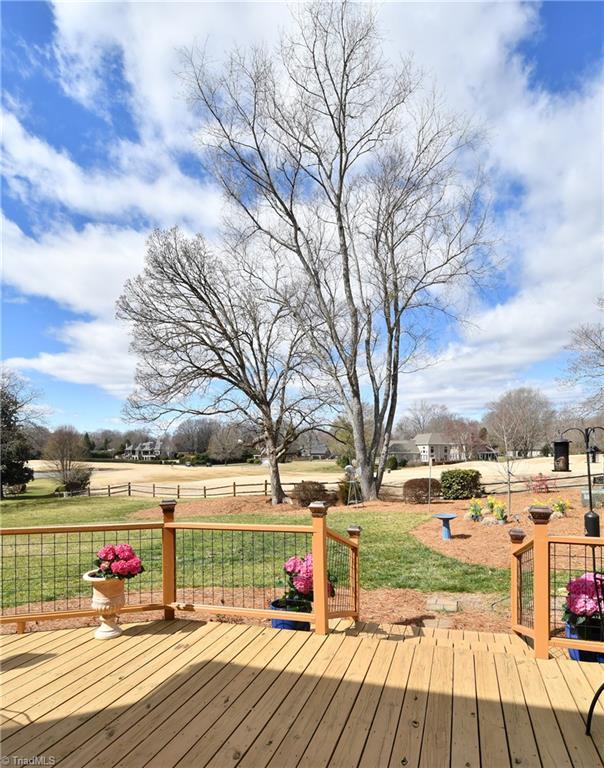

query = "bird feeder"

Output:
[[552, 438, 571, 472]]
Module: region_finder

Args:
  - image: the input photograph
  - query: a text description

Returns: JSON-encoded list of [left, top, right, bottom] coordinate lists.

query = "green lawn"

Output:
[[1, 480, 509, 610]]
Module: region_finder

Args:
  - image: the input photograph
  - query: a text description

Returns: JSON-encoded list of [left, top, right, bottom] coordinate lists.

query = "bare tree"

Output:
[[395, 401, 453, 439], [172, 417, 217, 455], [44, 426, 92, 491], [564, 297, 604, 416], [207, 422, 245, 464], [484, 388, 554, 458], [117, 228, 328, 504], [183, 2, 491, 498]]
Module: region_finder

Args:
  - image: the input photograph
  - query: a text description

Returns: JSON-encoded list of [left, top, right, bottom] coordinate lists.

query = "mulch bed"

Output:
[[412, 488, 585, 569]]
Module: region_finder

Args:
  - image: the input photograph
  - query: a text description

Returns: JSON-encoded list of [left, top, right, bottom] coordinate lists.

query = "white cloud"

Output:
[[1, 112, 224, 231], [6, 319, 135, 398], [2, 215, 146, 318]]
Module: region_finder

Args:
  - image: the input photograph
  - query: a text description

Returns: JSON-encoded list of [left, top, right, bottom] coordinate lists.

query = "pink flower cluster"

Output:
[[566, 573, 604, 617], [94, 542, 143, 580], [291, 555, 314, 596]]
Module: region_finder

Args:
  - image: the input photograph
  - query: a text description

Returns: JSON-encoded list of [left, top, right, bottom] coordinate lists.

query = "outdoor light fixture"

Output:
[[561, 426, 604, 537]]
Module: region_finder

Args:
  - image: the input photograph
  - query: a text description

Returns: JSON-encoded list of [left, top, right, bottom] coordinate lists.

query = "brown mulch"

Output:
[[412, 488, 585, 569]]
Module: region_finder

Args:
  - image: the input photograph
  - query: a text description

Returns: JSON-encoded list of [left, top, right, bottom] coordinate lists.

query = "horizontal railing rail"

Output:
[[0, 500, 360, 635]]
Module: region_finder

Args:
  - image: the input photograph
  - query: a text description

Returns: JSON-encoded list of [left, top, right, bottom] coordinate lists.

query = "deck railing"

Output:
[[511, 509, 604, 658], [0, 500, 360, 635]]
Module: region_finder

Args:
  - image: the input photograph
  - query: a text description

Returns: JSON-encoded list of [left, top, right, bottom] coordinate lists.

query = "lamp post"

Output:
[[561, 426, 604, 537]]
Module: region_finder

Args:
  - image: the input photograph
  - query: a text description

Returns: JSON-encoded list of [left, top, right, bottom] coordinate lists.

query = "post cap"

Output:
[[347, 525, 362, 537], [508, 528, 526, 544], [528, 505, 552, 524], [159, 498, 177, 511], [309, 501, 329, 517]]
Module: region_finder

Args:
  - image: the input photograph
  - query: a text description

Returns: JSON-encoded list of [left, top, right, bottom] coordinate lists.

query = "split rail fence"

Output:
[[55, 471, 598, 500], [511, 510, 604, 658], [0, 500, 360, 635]]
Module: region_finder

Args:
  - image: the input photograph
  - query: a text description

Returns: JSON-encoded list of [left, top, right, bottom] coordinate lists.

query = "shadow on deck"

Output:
[[1, 619, 603, 767]]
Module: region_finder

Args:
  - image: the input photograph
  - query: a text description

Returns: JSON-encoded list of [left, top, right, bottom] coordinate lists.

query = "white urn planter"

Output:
[[83, 571, 126, 639]]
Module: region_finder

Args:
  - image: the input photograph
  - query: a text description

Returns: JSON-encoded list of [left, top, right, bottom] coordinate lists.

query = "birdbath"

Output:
[[433, 513, 457, 540]]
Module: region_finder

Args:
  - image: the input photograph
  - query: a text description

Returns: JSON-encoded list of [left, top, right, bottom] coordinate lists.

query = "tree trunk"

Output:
[[266, 438, 286, 505]]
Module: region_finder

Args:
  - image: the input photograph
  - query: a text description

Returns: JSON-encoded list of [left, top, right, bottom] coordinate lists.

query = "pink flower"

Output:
[[97, 544, 116, 561], [293, 574, 313, 595], [110, 559, 132, 576], [568, 594, 599, 617], [115, 543, 135, 560], [284, 556, 304, 574], [99, 561, 111, 572], [126, 556, 143, 575]]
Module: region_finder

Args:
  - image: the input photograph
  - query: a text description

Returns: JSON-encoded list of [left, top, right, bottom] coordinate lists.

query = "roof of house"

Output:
[[388, 440, 421, 454], [413, 433, 452, 446]]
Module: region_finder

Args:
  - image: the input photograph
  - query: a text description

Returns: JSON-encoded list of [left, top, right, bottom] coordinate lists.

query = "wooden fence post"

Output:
[[153, 483, 156, 498], [347, 525, 362, 621], [160, 499, 177, 620], [530, 506, 552, 659], [87, 486, 91, 497], [128, 482, 131, 497], [177, 484, 180, 499], [264, 480, 268, 496], [203, 485, 207, 499], [508, 528, 526, 629], [108, 484, 111, 497], [233, 482, 237, 497], [310, 501, 329, 635]]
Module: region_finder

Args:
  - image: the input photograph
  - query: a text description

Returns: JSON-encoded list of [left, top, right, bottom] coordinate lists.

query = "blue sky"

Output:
[[2, 1, 603, 431]]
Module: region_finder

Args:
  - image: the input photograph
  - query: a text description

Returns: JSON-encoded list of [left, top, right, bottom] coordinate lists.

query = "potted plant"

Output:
[[493, 500, 508, 524], [270, 554, 336, 631], [466, 498, 483, 522], [83, 543, 144, 639], [563, 572, 604, 662]]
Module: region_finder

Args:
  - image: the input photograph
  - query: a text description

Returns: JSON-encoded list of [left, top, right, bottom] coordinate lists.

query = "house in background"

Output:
[[122, 440, 163, 461], [387, 440, 421, 465], [413, 433, 460, 464]]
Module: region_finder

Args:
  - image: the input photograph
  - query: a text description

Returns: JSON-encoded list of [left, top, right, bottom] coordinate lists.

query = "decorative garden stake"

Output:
[[83, 543, 144, 639]]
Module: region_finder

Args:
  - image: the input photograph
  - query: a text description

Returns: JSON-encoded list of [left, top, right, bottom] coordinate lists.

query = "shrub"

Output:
[[63, 466, 93, 493], [290, 481, 333, 508], [386, 456, 398, 471], [402, 478, 442, 504], [337, 479, 362, 505], [441, 469, 482, 500], [399, 458, 408, 468], [336, 455, 352, 469]]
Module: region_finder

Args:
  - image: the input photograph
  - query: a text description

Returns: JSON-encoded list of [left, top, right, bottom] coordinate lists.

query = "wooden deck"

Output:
[[2, 619, 604, 767]]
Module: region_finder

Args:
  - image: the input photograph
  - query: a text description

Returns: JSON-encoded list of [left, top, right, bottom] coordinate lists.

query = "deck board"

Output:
[[2, 620, 604, 767]]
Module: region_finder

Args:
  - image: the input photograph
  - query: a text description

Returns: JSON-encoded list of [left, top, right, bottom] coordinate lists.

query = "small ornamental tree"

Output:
[[441, 469, 482, 500]]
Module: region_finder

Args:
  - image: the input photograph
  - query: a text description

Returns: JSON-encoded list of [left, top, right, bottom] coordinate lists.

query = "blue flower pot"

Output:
[[565, 621, 604, 663], [270, 599, 311, 631]]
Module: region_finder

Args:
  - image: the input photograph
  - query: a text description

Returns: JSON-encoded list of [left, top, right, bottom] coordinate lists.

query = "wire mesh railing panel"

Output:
[[326, 536, 355, 616], [0, 527, 163, 616], [518, 545, 534, 629], [174, 528, 312, 610], [549, 540, 604, 640]]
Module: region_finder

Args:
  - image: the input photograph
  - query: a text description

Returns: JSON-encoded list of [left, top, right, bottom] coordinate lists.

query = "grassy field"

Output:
[[0, 479, 508, 610]]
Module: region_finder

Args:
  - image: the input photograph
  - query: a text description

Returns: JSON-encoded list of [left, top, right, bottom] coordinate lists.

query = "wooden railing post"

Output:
[[509, 528, 526, 629], [347, 525, 362, 620], [310, 501, 329, 635], [530, 506, 553, 659], [161, 499, 177, 620]]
